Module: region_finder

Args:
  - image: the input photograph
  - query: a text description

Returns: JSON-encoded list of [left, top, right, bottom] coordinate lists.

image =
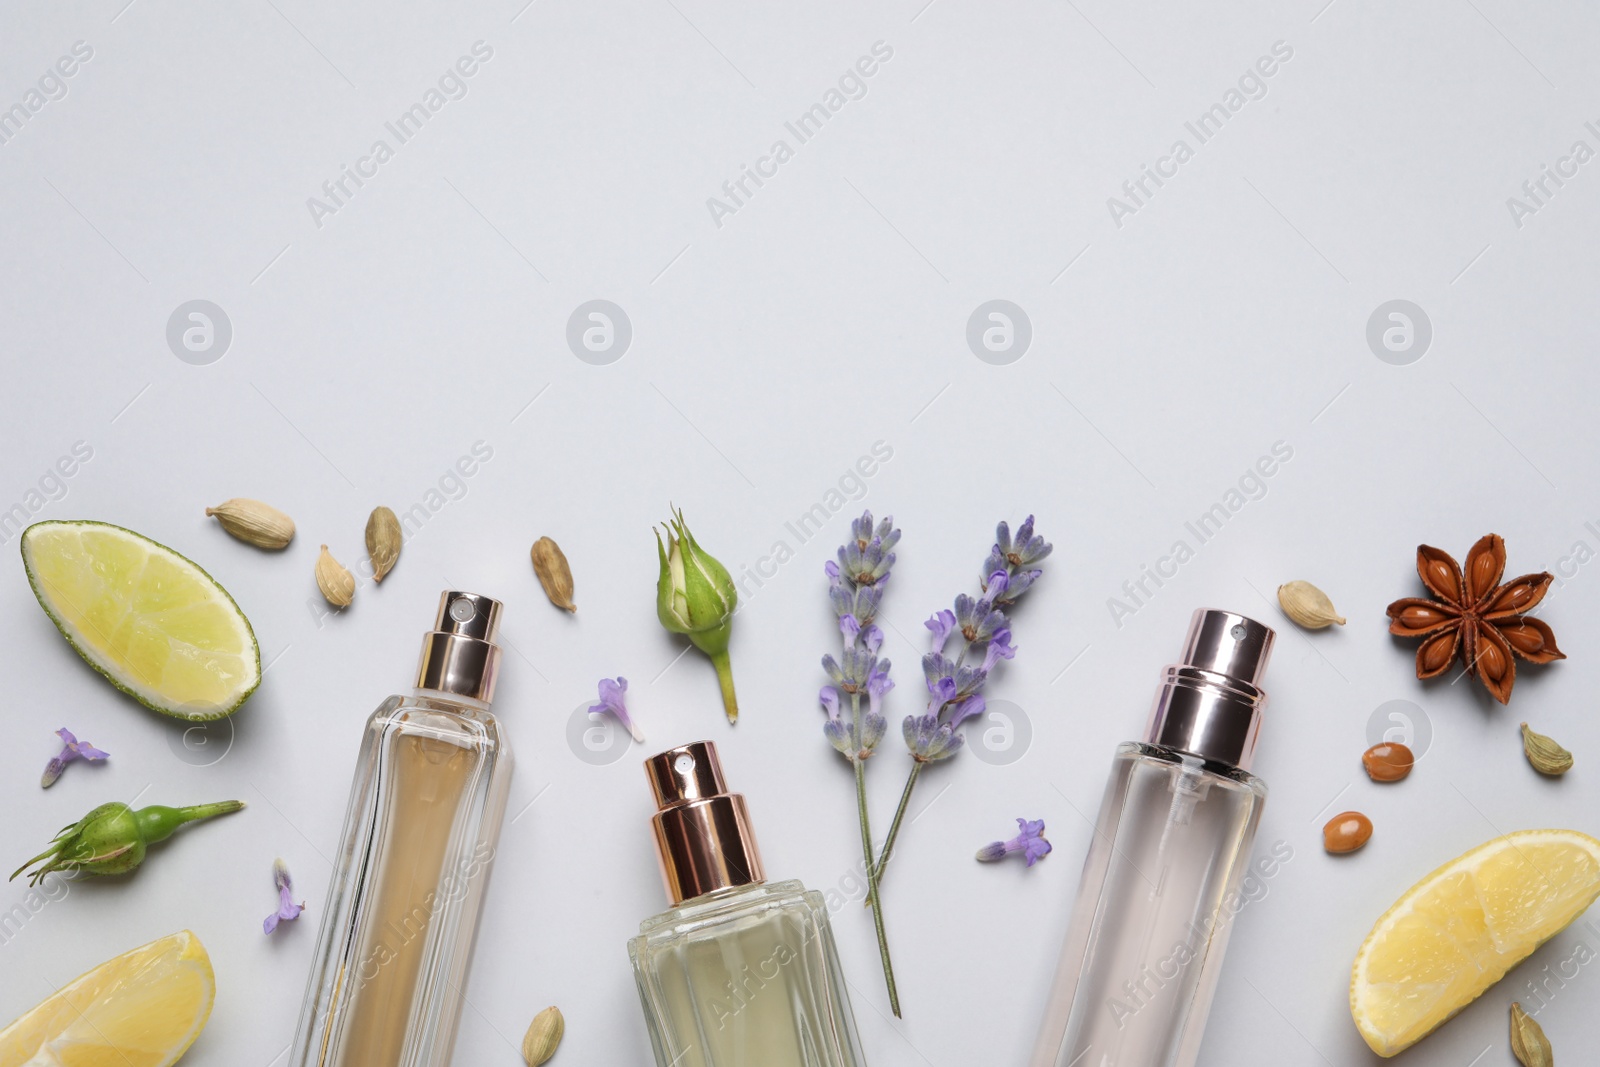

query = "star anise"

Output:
[[1386, 534, 1564, 704]]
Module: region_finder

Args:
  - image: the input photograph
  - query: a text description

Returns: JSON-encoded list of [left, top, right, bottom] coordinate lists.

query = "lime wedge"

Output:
[[21, 520, 260, 720]]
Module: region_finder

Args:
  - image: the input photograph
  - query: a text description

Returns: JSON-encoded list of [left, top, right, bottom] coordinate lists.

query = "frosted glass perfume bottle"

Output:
[[290, 591, 514, 1067], [1032, 609, 1276, 1067], [628, 741, 867, 1067]]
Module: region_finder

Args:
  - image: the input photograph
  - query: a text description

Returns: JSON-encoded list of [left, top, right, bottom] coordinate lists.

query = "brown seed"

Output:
[[522, 1005, 564, 1065], [205, 498, 295, 550], [1479, 636, 1508, 681], [530, 536, 576, 613], [1501, 622, 1547, 655], [1420, 630, 1457, 672], [1510, 1002, 1553, 1067], [1362, 742, 1415, 782], [1323, 811, 1372, 854], [315, 545, 355, 609], [365, 506, 402, 583], [1521, 722, 1574, 777]]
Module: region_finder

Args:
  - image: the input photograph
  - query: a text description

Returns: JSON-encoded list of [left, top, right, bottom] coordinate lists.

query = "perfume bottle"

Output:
[[628, 741, 868, 1067], [1031, 609, 1276, 1067], [290, 591, 514, 1067]]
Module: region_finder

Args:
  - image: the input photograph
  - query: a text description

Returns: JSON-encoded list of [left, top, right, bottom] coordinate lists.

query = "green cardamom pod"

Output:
[[1510, 1002, 1553, 1067], [1521, 722, 1574, 776]]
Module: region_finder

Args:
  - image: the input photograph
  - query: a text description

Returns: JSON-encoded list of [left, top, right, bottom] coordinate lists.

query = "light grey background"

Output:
[[2, 1, 1598, 1064]]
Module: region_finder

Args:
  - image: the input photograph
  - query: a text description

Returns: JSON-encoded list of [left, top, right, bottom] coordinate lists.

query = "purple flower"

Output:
[[983, 570, 1009, 600], [837, 512, 901, 587], [819, 686, 842, 722], [924, 610, 957, 655], [823, 647, 878, 694], [953, 593, 1007, 645], [589, 676, 644, 743], [40, 727, 108, 789], [822, 512, 901, 767], [860, 624, 883, 655], [902, 714, 963, 762], [866, 665, 894, 718], [981, 629, 1017, 673], [997, 516, 1052, 569], [975, 818, 1052, 867], [922, 653, 987, 703], [947, 694, 987, 730], [263, 858, 306, 934], [926, 676, 958, 714]]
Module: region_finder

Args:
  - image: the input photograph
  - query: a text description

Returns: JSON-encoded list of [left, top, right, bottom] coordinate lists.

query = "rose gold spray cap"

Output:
[[1143, 608, 1275, 771], [644, 741, 766, 905], [415, 591, 503, 703]]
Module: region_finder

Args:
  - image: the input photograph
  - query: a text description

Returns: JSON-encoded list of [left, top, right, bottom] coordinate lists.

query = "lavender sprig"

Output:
[[873, 516, 1050, 886], [818, 511, 901, 1016]]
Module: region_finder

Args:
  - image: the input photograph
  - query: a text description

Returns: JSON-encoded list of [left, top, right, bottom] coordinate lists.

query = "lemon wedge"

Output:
[[0, 930, 215, 1066], [22, 521, 259, 719], [1351, 828, 1600, 1056]]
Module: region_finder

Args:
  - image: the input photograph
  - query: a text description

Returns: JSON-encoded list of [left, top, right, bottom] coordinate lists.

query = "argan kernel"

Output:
[[1362, 742, 1414, 782], [1324, 811, 1372, 854]]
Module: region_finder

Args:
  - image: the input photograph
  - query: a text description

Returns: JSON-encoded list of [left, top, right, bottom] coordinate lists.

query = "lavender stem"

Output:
[[870, 760, 924, 887], [852, 691, 900, 1017]]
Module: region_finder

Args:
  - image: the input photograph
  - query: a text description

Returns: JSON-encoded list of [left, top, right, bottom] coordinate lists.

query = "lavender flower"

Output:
[[947, 694, 987, 730], [866, 664, 893, 717], [903, 714, 963, 761], [900, 516, 1050, 765], [984, 516, 1052, 607], [837, 513, 900, 587], [589, 676, 644, 743], [40, 727, 108, 788], [818, 510, 905, 1014], [953, 592, 1007, 645], [263, 858, 305, 934], [975, 818, 1052, 867], [981, 630, 1016, 673]]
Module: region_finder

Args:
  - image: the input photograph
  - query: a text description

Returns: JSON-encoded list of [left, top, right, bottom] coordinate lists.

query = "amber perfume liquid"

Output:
[[290, 593, 513, 1067]]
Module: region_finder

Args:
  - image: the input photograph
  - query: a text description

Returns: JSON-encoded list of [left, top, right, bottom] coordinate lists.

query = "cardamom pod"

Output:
[[365, 507, 402, 583], [315, 545, 355, 609], [530, 537, 576, 613], [205, 498, 295, 550], [1521, 722, 1573, 776], [1510, 1002, 1553, 1067], [521, 1005, 564, 1066], [1277, 580, 1346, 629]]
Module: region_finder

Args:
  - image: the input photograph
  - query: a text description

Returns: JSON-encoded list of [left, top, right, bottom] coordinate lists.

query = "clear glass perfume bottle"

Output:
[[1032, 609, 1275, 1067], [290, 591, 514, 1067], [628, 741, 867, 1067]]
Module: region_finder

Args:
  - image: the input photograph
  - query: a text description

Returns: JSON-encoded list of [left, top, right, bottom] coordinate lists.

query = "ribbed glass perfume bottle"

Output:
[[289, 592, 514, 1067], [628, 741, 867, 1067], [1032, 610, 1275, 1067]]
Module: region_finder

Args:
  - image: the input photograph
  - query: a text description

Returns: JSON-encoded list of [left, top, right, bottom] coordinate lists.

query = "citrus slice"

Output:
[[0, 929, 215, 1067], [22, 521, 260, 720], [1351, 828, 1600, 1056]]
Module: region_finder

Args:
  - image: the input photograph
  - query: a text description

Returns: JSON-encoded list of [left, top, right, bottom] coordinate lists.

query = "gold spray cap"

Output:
[[644, 741, 766, 905], [415, 591, 503, 703]]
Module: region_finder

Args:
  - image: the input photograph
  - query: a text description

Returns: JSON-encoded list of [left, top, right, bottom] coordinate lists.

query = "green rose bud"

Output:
[[11, 799, 245, 886], [655, 509, 740, 723]]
